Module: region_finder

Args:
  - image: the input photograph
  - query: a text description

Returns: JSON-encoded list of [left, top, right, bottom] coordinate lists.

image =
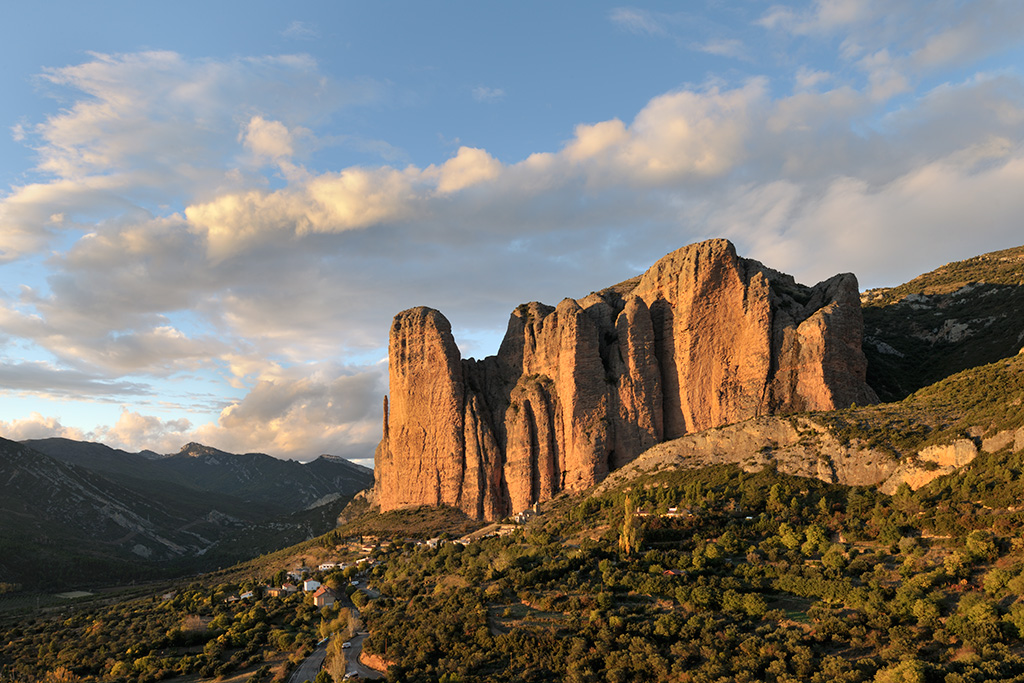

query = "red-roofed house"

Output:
[[313, 585, 337, 608]]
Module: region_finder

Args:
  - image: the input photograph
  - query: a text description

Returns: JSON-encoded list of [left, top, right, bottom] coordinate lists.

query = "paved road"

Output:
[[344, 605, 384, 680], [288, 639, 328, 683], [288, 588, 386, 682]]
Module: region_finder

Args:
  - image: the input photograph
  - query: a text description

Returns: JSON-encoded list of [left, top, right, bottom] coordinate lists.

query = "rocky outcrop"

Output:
[[593, 416, 901, 495], [375, 238, 878, 519]]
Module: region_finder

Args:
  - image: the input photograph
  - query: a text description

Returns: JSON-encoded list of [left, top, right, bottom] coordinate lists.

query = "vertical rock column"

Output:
[[375, 307, 466, 511]]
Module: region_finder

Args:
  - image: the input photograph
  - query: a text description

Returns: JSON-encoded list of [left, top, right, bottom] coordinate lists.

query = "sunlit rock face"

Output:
[[374, 238, 878, 520]]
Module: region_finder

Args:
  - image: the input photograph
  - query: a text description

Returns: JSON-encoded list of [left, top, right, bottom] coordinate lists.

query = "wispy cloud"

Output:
[[609, 7, 668, 37], [693, 38, 748, 60], [283, 20, 319, 40], [472, 86, 505, 103]]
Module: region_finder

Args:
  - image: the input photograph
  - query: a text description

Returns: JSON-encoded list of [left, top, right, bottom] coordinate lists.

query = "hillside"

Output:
[[1, 439, 374, 589], [862, 244, 1024, 401]]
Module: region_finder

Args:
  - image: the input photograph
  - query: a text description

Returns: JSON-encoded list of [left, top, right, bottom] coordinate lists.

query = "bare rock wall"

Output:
[[375, 239, 879, 519]]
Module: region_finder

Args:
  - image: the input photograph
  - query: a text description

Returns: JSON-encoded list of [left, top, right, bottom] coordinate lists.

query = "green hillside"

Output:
[[862, 245, 1024, 402]]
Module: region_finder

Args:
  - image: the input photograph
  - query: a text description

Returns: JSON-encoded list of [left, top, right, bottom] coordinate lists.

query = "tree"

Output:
[[619, 495, 642, 556]]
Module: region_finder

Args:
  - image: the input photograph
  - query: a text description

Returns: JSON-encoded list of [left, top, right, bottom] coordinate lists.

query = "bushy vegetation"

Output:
[[11, 452, 1024, 682], [0, 580, 332, 682], [349, 461, 1024, 683], [819, 354, 1024, 457]]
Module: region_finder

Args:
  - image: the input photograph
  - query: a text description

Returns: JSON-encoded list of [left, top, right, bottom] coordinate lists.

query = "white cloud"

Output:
[[283, 21, 319, 40], [191, 362, 387, 459], [91, 409, 193, 453], [0, 357, 150, 397], [186, 165, 422, 259], [472, 86, 505, 103], [758, 0, 878, 36], [243, 116, 296, 163], [709, 143, 1024, 289], [430, 146, 502, 194], [0, 412, 87, 442], [563, 80, 766, 185], [694, 39, 748, 60], [0, 50, 363, 262], [609, 7, 668, 36], [795, 67, 833, 91], [911, 0, 1024, 69]]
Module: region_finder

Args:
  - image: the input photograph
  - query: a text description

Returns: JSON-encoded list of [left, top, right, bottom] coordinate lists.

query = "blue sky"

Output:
[[1, 1, 1024, 465]]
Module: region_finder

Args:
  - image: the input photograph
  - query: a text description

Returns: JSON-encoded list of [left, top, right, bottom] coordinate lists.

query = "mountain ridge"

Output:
[[5, 437, 374, 589]]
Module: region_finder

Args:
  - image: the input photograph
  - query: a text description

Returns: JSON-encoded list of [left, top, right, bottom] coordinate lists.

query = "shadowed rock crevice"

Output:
[[375, 238, 878, 520]]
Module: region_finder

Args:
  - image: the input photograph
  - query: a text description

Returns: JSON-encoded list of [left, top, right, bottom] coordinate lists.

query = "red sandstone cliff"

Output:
[[374, 239, 878, 520]]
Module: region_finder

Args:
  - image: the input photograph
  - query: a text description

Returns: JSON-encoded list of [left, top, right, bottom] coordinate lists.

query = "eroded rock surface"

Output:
[[375, 239, 879, 519]]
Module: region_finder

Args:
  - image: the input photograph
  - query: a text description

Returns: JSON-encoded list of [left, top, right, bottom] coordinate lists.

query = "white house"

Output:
[[303, 579, 321, 592]]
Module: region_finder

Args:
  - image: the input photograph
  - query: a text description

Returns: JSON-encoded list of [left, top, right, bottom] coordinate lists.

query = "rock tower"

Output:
[[374, 239, 878, 519]]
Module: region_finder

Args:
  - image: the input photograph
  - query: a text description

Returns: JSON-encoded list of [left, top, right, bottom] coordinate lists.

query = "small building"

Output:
[[319, 562, 338, 572], [282, 583, 298, 593], [313, 585, 337, 608], [303, 579, 321, 592], [266, 587, 285, 597], [239, 590, 255, 600], [288, 567, 310, 581], [514, 502, 540, 524]]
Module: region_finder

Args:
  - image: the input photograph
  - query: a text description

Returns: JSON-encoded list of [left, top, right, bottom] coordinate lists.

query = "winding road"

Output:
[[288, 638, 328, 683], [287, 593, 384, 682]]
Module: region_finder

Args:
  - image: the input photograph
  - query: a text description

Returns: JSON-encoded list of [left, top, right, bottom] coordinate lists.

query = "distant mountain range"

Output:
[[0, 438, 373, 589]]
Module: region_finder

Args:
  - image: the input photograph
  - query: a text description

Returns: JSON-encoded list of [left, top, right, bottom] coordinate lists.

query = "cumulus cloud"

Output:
[[562, 80, 767, 186], [0, 51, 360, 262], [192, 363, 387, 459], [243, 116, 296, 163], [91, 409, 193, 453], [0, 413, 87, 442], [186, 165, 422, 259], [431, 147, 502, 194]]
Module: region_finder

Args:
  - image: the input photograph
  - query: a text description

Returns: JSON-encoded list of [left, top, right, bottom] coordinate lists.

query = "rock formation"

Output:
[[375, 238, 878, 520]]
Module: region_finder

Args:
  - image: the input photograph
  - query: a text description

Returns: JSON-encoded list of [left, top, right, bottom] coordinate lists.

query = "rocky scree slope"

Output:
[[375, 239, 877, 520]]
